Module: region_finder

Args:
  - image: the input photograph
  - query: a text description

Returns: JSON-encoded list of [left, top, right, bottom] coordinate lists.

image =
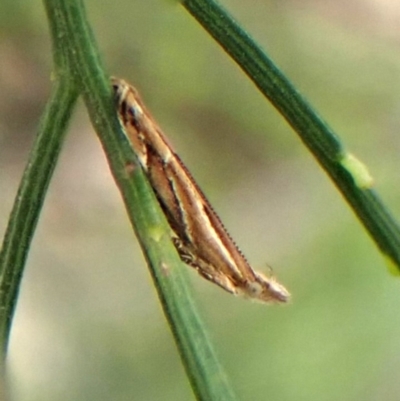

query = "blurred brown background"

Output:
[[1, 1, 400, 400]]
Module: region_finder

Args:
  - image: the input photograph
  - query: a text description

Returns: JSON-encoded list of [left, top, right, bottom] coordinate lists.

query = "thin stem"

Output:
[[43, 1, 239, 400], [182, 0, 400, 269], [0, 80, 78, 357]]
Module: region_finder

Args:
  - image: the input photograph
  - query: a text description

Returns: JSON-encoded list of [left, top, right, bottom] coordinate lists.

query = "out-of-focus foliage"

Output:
[[1, 1, 400, 400]]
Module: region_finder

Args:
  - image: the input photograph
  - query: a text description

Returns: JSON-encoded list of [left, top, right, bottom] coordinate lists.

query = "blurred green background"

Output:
[[2, 1, 400, 400]]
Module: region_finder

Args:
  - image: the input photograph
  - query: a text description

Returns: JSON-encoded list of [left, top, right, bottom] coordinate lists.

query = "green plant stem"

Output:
[[43, 1, 238, 400], [181, 0, 400, 269], [0, 80, 79, 357], [0, 0, 77, 358]]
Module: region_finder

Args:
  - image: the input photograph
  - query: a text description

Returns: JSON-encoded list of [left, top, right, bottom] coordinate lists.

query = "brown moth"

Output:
[[112, 77, 290, 303]]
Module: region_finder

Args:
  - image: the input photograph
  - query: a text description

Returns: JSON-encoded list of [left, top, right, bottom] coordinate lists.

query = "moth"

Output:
[[112, 77, 290, 303]]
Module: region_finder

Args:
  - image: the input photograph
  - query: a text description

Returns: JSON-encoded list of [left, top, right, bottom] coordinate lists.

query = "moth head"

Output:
[[246, 271, 290, 304]]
